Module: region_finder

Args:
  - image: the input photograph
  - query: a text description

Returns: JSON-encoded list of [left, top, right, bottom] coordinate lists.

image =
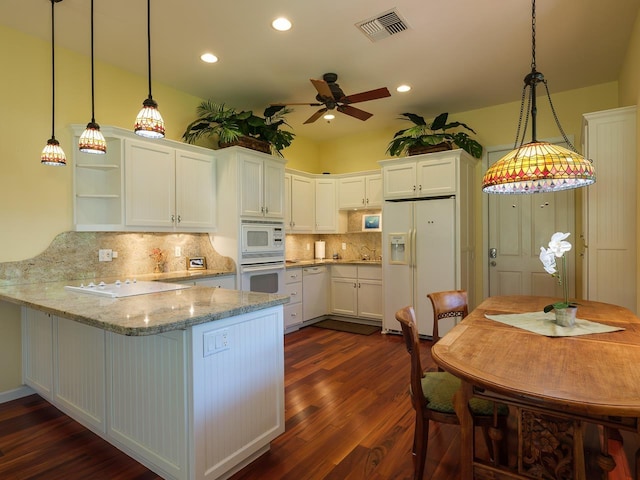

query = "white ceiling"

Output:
[[1, 0, 639, 141]]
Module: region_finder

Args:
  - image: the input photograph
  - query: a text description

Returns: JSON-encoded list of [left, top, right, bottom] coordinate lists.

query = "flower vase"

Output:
[[555, 306, 577, 327], [154, 262, 163, 273]]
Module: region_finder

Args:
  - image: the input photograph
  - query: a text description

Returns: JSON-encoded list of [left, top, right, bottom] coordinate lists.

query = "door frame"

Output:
[[481, 135, 575, 300]]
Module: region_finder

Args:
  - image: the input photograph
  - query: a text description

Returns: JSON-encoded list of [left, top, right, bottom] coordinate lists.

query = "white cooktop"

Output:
[[64, 280, 190, 298]]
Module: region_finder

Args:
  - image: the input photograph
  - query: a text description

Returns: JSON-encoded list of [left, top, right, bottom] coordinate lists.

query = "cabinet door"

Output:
[[338, 177, 366, 209], [125, 140, 176, 228], [365, 174, 382, 208], [383, 162, 417, 199], [357, 279, 383, 320], [239, 156, 264, 217], [263, 160, 285, 219], [284, 174, 292, 230], [290, 174, 315, 232], [330, 277, 358, 316], [175, 151, 216, 229], [416, 157, 456, 197], [22, 308, 54, 399], [315, 178, 337, 232]]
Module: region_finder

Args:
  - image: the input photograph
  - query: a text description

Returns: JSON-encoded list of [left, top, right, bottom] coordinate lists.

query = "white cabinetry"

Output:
[[338, 173, 382, 209], [174, 274, 236, 289], [381, 151, 456, 199], [125, 140, 216, 230], [285, 172, 315, 232], [315, 177, 339, 232], [22, 305, 284, 480], [330, 264, 382, 320], [72, 125, 216, 232], [216, 146, 285, 223], [284, 267, 303, 328], [582, 106, 637, 313]]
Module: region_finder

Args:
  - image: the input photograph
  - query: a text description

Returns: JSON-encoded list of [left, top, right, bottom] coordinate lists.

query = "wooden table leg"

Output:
[[453, 380, 475, 480]]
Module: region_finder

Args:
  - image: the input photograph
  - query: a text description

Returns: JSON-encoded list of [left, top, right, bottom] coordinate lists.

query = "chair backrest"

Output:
[[395, 306, 427, 412], [427, 290, 468, 341]]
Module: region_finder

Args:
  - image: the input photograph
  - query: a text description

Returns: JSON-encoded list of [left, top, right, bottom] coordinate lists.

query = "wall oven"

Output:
[[240, 262, 285, 295]]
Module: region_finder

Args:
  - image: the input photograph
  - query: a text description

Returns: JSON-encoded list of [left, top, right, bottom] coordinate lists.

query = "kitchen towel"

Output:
[[314, 241, 325, 259]]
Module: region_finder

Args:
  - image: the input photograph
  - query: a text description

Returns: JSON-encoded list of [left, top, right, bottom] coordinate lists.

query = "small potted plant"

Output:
[[386, 112, 483, 158], [182, 100, 295, 156], [539, 232, 578, 326]]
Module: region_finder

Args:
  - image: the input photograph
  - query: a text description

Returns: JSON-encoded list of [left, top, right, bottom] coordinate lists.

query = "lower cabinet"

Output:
[[330, 264, 382, 320], [174, 274, 236, 289], [284, 268, 303, 328], [22, 305, 284, 480]]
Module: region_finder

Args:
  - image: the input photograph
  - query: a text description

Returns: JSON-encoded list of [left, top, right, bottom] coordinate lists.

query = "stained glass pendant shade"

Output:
[[79, 0, 106, 154], [134, 0, 165, 138], [481, 0, 595, 194], [41, 0, 66, 166]]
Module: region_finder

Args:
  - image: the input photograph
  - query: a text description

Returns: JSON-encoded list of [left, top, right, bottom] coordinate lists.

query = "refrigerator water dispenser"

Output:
[[388, 234, 407, 264]]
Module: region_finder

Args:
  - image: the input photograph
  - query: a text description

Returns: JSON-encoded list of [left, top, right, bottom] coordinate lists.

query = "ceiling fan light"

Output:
[[41, 137, 67, 166], [79, 122, 107, 154], [134, 96, 165, 138], [200, 53, 218, 63], [272, 17, 292, 31], [396, 84, 411, 93], [324, 114, 335, 120]]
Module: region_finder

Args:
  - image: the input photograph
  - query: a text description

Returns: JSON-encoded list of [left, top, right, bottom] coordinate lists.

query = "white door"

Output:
[[414, 198, 456, 336], [175, 151, 216, 229], [263, 159, 285, 218], [487, 147, 575, 298], [239, 156, 264, 217]]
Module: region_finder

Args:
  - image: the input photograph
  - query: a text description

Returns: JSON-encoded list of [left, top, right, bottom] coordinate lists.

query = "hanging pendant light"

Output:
[[79, 0, 106, 154], [134, 0, 165, 138], [482, 0, 595, 194], [41, 0, 66, 166]]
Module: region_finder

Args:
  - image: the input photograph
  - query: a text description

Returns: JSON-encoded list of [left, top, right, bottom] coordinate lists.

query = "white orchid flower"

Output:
[[539, 247, 557, 275], [548, 232, 572, 258]]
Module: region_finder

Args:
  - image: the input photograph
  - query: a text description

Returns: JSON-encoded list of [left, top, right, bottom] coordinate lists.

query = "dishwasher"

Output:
[[303, 266, 329, 321]]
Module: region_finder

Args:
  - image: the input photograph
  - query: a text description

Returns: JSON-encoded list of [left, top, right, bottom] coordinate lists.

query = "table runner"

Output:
[[484, 311, 624, 337]]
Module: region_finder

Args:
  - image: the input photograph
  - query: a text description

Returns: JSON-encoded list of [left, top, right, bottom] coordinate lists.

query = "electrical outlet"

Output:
[[98, 249, 112, 262], [175, 246, 182, 257], [342, 243, 347, 250], [112, 251, 118, 258], [306, 243, 310, 251], [203, 329, 230, 357]]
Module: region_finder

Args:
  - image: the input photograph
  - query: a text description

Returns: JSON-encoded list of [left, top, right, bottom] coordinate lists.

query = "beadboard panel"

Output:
[[192, 307, 285, 479], [21, 308, 54, 399], [54, 317, 106, 432], [108, 330, 188, 480]]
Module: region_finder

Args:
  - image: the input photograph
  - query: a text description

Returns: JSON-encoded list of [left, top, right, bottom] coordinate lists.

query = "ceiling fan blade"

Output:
[[337, 105, 373, 121], [303, 108, 328, 124], [342, 87, 391, 104], [310, 79, 335, 100], [270, 102, 323, 106]]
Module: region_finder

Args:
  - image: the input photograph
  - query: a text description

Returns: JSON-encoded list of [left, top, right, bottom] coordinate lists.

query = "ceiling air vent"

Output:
[[356, 9, 409, 42]]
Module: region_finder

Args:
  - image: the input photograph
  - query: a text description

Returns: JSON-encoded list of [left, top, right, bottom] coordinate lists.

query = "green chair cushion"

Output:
[[421, 371, 507, 416]]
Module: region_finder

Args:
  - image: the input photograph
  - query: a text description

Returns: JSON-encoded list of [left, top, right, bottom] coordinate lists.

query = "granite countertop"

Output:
[[129, 268, 235, 283], [285, 259, 382, 268], [0, 280, 287, 337]]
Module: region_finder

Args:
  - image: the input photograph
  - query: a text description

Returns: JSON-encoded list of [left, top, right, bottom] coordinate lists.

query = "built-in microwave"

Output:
[[240, 220, 285, 264]]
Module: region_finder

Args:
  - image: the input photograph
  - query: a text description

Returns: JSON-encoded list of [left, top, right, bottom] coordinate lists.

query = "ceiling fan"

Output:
[[272, 73, 391, 124]]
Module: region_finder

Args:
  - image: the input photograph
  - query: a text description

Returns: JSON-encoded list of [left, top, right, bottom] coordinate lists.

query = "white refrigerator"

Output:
[[382, 197, 457, 337]]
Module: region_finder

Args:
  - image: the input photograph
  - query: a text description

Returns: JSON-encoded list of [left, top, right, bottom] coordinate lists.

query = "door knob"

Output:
[[490, 261, 497, 267]]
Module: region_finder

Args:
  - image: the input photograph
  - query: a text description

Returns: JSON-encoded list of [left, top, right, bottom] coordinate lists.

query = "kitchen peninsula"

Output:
[[0, 280, 288, 480]]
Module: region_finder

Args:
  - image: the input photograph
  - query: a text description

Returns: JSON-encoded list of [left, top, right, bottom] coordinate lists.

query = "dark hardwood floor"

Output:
[[0, 325, 473, 480]]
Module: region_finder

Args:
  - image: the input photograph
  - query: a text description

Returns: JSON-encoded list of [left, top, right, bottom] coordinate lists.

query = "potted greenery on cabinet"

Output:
[[182, 100, 295, 156], [386, 112, 483, 158]]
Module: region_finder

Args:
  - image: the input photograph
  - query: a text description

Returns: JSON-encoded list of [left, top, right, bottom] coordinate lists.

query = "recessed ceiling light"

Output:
[[200, 53, 218, 63], [272, 17, 292, 31], [396, 84, 411, 93], [324, 114, 335, 120]]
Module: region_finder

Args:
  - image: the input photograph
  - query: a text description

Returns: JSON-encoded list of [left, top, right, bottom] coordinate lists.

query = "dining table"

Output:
[[431, 295, 640, 480]]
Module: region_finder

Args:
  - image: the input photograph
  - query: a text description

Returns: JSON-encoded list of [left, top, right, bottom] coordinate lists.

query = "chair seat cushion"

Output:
[[421, 371, 505, 416]]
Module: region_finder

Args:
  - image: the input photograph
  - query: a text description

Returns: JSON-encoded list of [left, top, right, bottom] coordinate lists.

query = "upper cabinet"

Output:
[[315, 177, 338, 232], [338, 173, 382, 209], [285, 172, 315, 232], [380, 150, 467, 200], [71, 125, 216, 232], [216, 147, 285, 221], [125, 140, 216, 230]]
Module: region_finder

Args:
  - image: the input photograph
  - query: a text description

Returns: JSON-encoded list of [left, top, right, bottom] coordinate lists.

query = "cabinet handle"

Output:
[[177, 215, 181, 223], [358, 283, 361, 288], [362, 198, 365, 205], [353, 282, 357, 288], [366, 198, 369, 204], [413, 185, 416, 191], [171, 214, 175, 222], [291, 313, 297, 317], [291, 291, 297, 296], [265, 207, 269, 214], [418, 185, 422, 191]]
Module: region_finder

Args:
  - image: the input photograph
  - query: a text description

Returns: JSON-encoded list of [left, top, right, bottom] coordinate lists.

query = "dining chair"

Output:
[[395, 303, 507, 480]]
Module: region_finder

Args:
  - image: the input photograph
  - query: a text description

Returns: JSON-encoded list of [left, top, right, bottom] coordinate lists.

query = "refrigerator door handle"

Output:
[[412, 228, 417, 268]]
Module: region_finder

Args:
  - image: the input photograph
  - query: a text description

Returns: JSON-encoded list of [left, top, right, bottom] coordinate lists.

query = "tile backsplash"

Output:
[[286, 209, 382, 261]]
